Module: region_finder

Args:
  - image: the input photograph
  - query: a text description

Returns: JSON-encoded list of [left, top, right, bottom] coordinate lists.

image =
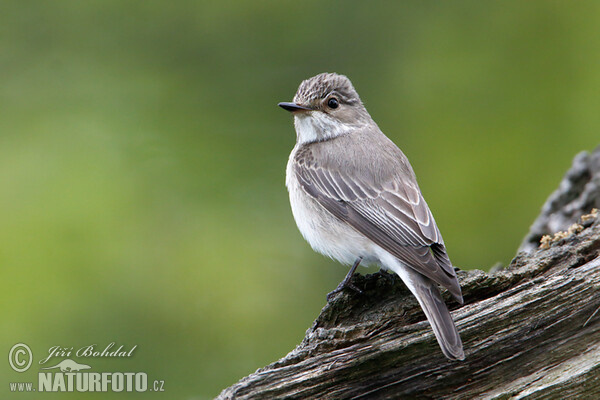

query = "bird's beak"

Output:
[[278, 102, 312, 113]]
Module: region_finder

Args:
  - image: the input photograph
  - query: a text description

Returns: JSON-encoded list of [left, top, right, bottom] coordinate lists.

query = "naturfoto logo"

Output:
[[8, 342, 165, 394], [40, 359, 91, 372]]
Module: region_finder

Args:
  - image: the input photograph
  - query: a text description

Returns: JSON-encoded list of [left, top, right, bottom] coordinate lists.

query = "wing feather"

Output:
[[294, 146, 462, 302]]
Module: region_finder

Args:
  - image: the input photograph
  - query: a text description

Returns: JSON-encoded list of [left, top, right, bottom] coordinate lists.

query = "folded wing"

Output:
[[294, 146, 462, 303]]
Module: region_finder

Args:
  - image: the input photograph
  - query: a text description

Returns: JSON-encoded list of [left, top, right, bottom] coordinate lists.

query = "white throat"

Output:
[[294, 112, 353, 144]]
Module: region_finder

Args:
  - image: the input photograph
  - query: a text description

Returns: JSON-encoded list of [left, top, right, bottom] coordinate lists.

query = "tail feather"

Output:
[[411, 276, 464, 360], [384, 255, 464, 360]]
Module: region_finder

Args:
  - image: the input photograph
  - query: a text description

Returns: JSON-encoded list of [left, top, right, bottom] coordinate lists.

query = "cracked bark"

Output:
[[217, 146, 600, 400]]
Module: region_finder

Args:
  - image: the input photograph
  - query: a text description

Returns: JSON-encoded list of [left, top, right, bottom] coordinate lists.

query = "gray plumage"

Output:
[[281, 72, 464, 360]]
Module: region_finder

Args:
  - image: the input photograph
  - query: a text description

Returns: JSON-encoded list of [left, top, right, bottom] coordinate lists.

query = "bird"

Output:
[[278, 72, 464, 360]]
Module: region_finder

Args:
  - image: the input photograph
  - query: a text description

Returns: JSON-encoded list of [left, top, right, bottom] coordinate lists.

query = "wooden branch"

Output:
[[217, 147, 600, 400], [520, 144, 600, 253]]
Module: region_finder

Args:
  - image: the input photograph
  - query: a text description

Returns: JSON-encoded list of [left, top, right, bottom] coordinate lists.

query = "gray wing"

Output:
[[294, 146, 462, 303]]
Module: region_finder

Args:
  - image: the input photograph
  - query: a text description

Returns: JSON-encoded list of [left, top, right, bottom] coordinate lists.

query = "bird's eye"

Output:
[[327, 98, 339, 109]]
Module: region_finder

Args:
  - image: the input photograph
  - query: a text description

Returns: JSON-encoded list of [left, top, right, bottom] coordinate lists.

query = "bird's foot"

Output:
[[326, 279, 363, 302], [326, 257, 363, 302], [376, 268, 396, 282]]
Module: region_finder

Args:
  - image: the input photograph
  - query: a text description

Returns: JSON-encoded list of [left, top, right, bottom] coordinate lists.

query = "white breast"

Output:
[[285, 145, 377, 266]]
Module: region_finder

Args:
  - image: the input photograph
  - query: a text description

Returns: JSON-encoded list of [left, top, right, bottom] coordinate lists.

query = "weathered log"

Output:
[[218, 150, 600, 400], [520, 144, 600, 253]]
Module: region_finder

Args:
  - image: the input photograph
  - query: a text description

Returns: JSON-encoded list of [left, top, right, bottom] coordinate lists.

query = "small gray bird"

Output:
[[279, 72, 464, 360]]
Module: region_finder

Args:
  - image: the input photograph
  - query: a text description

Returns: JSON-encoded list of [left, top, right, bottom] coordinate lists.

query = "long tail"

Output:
[[386, 257, 464, 360], [411, 274, 464, 360]]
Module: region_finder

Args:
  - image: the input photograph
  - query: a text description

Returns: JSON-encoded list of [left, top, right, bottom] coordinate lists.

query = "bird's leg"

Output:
[[327, 256, 363, 301]]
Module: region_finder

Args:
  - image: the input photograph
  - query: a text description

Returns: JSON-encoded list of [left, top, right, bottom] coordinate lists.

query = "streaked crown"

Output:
[[293, 73, 361, 107]]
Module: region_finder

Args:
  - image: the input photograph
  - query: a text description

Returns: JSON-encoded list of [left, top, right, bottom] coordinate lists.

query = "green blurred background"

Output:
[[1, 1, 599, 398]]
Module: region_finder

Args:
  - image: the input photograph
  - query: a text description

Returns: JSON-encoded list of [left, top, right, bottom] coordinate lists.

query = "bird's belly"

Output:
[[287, 178, 376, 266]]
